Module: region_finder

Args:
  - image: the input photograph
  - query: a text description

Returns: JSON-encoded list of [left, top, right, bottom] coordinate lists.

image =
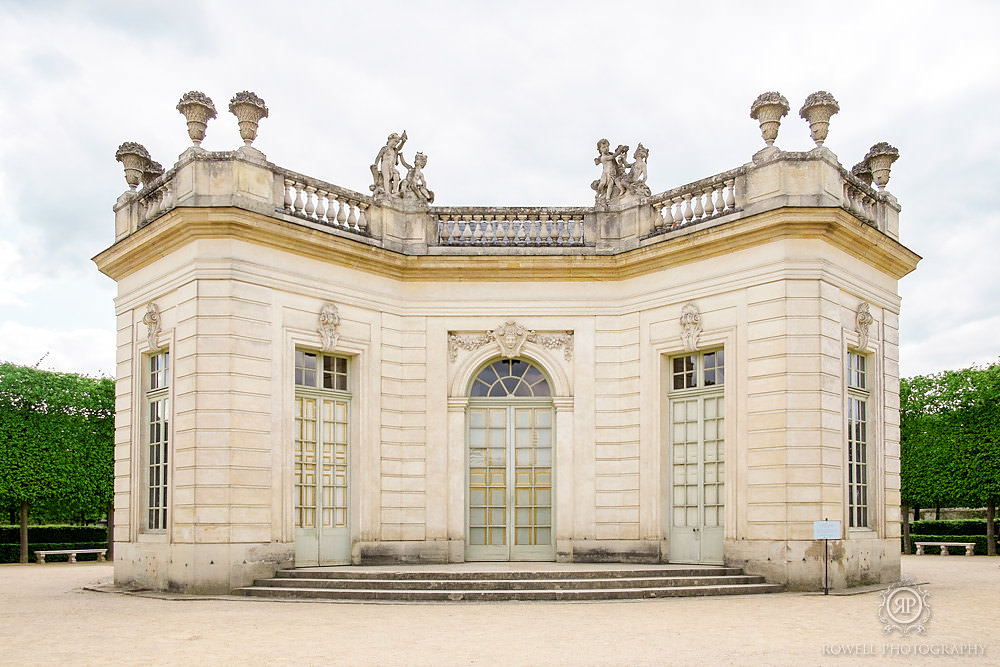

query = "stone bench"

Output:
[[34, 548, 108, 564], [913, 541, 975, 556]]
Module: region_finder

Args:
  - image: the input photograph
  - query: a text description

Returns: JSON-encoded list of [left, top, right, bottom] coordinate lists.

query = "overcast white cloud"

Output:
[[0, 0, 998, 377]]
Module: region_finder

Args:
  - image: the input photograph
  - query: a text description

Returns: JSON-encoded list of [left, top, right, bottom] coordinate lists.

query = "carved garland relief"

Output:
[[449, 320, 574, 362], [318, 302, 342, 352], [855, 302, 875, 349], [679, 303, 702, 352], [142, 302, 161, 350]]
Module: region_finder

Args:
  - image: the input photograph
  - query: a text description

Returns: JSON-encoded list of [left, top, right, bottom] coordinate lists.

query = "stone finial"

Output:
[[229, 91, 269, 146], [851, 161, 874, 187], [799, 91, 840, 147], [176, 91, 217, 147], [864, 142, 899, 190], [750, 92, 790, 147], [142, 160, 164, 189], [115, 142, 151, 190]]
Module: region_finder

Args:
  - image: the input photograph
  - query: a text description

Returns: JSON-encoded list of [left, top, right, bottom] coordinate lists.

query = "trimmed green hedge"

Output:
[[0, 526, 109, 563], [0, 525, 107, 543], [906, 534, 993, 555], [0, 541, 108, 563], [909, 519, 999, 536]]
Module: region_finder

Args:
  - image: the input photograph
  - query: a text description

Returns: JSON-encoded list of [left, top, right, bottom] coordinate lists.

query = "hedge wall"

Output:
[[0, 526, 108, 563], [909, 519, 999, 536]]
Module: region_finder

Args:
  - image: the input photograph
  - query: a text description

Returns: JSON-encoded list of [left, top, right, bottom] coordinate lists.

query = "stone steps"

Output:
[[236, 566, 784, 602]]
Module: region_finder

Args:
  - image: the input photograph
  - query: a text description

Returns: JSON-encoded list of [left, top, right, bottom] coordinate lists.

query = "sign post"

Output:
[[813, 519, 841, 595]]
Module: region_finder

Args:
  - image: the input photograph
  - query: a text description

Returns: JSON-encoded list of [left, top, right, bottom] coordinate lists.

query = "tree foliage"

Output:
[[0, 363, 114, 519]]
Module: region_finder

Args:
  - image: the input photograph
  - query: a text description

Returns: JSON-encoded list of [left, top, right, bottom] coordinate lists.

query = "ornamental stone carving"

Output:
[[864, 142, 899, 190], [369, 131, 434, 204], [142, 302, 161, 350], [592, 139, 650, 203], [855, 302, 875, 349], [680, 303, 702, 352], [448, 321, 574, 362], [318, 303, 342, 352], [115, 142, 151, 190], [142, 160, 164, 189], [750, 92, 790, 148], [799, 91, 839, 147], [229, 91, 268, 147], [176, 91, 217, 147]]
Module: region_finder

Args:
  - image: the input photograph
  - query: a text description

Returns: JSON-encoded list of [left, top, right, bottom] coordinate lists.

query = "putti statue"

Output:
[[592, 139, 650, 203], [370, 130, 434, 204]]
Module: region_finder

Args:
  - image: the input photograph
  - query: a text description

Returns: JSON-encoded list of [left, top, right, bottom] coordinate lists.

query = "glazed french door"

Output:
[[668, 394, 725, 564], [294, 394, 350, 566], [466, 404, 554, 561]]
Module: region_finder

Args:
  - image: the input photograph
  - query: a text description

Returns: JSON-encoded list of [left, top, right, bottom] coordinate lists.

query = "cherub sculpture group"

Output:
[[370, 131, 434, 204], [591, 139, 650, 203]]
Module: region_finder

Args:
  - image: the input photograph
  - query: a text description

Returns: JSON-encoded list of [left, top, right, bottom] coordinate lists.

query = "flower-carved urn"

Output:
[[864, 142, 900, 190], [176, 91, 217, 146], [142, 160, 164, 188], [799, 91, 840, 146], [114, 142, 151, 190], [851, 161, 873, 187], [229, 91, 269, 146], [750, 92, 790, 147]]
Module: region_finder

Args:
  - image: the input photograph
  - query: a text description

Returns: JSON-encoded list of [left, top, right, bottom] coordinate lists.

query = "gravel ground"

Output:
[[1, 555, 997, 666]]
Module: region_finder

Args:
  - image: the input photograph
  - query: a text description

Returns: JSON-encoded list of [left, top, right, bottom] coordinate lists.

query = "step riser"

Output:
[[238, 584, 784, 602], [275, 568, 744, 581], [250, 576, 767, 591]]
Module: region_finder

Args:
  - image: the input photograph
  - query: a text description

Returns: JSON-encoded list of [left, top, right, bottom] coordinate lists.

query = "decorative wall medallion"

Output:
[[448, 321, 574, 362], [680, 303, 702, 352], [142, 303, 161, 350], [318, 303, 341, 351], [856, 302, 875, 349]]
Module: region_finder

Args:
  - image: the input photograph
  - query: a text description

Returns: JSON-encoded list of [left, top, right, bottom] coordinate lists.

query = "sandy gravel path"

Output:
[[1, 555, 996, 666]]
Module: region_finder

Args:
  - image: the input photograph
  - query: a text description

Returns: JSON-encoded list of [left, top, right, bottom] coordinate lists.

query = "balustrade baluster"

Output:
[[316, 190, 328, 222], [293, 182, 305, 215], [357, 204, 368, 232], [514, 214, 525, 244], [444, 215, 455, 243], [162, 183, 173, 211], [724, 180, 736, 211], [304, 186, 317, 218], [463, 215, 474, 244], [347, 201, 359, 230], [535, 214, 547, 244], [672, 197, 684, 228], [713, 184, 725, 215], [682, 194, 694, 224], [702, 187, 715, 217], [336, 199, 348, 227], [283, 178, 294, 211], [693, 191, 705, 219]]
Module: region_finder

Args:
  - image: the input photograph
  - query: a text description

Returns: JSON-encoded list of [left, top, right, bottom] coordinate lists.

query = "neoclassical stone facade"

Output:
[[95, 91, 919, 593]]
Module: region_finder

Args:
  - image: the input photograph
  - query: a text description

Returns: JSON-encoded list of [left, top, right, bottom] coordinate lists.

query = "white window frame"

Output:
[[846, 350, 870, 529], [145, 350, 170, 532]]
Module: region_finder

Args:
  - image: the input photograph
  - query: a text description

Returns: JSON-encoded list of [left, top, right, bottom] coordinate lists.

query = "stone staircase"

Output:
[[236, 564, 783, 602]]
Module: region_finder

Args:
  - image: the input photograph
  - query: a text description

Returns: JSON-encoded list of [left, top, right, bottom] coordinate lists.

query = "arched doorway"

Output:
[[466, 358, 555, 561]]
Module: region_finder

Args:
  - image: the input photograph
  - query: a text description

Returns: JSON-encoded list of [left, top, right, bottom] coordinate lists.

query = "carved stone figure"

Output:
[[680, 303, 702, 352], [592, 140, 650, 202], [142, 302, 161, 350], [398, 152, 434, 204], [370, 131, 407, 198], [856, 302, 874, 349], [492, 320, 530, 358], [318, 303, 342, 351]]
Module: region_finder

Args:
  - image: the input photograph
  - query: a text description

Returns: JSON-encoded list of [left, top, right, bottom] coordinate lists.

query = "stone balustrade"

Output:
[[841, 169, 880, 228], [278, 172, 371, 235], [433, 208, 589, 246], [135, 171, 175, 228], [647, 168, 745, 236]]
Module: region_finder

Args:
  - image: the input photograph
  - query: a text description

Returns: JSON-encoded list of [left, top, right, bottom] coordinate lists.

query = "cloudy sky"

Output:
[[0, 0, 997, 379]]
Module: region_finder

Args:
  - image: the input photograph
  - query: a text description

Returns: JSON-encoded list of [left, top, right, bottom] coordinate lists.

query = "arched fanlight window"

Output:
[[469, 359, 551, 398]]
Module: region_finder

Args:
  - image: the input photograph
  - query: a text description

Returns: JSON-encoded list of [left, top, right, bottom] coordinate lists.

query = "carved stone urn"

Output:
[[114, 142, 151, 190], [864, 142, 899, 190], [229, 91, 269, 146], [176, 91, 217, 146], [142, 160, 164, 188], [750, 92, 790, 147], [799, 91, 840, 146], [851, 161, 873, 187]]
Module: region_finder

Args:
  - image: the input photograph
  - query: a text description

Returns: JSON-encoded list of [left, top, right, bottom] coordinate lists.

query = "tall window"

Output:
[[668, 350, 725, 531], [847, 351, 869, 528], [294, 350, 350, 533], [146, 351, 169, 531]]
